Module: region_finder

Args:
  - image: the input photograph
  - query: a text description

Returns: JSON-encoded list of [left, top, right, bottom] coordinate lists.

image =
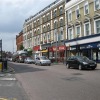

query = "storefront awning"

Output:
[[41, 50, 48, 53]]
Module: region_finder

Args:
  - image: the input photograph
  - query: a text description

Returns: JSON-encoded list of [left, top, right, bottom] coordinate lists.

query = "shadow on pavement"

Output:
[[8, 62, 47, 74]]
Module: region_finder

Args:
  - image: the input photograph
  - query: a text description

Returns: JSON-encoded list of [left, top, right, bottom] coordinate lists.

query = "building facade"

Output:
[[65, 0, 100, 62], [16, 31, 23, 51], [23, 0, 68, 62]]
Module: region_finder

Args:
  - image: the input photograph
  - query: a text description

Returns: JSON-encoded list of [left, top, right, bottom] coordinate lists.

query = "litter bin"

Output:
[[2, 59, 8, 71]]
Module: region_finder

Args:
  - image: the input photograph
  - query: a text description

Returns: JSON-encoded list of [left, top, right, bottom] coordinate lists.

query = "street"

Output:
[[8, 62, 100, 100]]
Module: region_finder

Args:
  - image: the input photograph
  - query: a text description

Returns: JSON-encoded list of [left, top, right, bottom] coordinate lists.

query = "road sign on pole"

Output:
[[0, 39, 2, 48], [0, 39, 2, 61]]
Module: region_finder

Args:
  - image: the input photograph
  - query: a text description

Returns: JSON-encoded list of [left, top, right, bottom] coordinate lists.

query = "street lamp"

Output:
[[75, 34, 80, 56], [0, 39, 2, 61]]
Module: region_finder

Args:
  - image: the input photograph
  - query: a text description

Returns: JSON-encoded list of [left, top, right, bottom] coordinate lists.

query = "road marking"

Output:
[[0, 78, 16, 81]]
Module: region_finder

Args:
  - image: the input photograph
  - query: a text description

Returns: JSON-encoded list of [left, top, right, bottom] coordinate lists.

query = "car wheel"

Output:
[[91, 67, 96, 70], [35, 63, 37, 65], [49, 64, 51, 66], [79, 64, 82, 70], [40, 63, 42, 66], [66, 63, 70, 69]]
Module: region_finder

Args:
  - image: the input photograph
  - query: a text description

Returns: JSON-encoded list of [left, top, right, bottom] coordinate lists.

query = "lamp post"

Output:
[[55, 29, 58, 63], [76, 34, 80, 56], [0, 39, 2, 60]]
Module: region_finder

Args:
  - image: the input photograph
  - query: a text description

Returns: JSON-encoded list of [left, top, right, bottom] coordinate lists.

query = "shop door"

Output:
[[82, 49, 91, 59]]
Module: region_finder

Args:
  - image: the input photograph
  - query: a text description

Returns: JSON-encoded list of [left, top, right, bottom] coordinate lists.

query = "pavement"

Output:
[[0, 66, 29, 100]]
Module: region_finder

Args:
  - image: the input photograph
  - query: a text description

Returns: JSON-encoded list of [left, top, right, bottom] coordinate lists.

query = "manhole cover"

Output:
[[72, 73, 83, 75], [62, 77, 83, 81]]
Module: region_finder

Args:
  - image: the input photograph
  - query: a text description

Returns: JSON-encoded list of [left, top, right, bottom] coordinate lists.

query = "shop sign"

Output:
[[33, 46, 40, 51], [97, 43, 100, 47], [58, 45, 66, 51], [53, 46, 57, 51], [86, 45, 93, 48], [49, 47, 53, 52]]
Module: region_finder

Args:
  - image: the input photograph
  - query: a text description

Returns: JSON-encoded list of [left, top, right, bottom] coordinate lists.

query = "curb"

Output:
[[0, 66, 15, 74]]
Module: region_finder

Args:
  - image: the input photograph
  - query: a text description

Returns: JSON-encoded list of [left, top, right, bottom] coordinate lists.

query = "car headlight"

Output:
[[83, 62, 88, 65]]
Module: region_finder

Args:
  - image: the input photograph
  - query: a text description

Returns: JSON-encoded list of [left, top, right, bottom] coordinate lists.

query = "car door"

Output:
[[72, 57, 79, 68], [68, 57, 75, 67], [35, 58, 38, 64]]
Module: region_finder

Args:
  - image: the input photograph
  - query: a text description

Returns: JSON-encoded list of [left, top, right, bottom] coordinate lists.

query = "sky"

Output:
[[0, 0, 55, 52]]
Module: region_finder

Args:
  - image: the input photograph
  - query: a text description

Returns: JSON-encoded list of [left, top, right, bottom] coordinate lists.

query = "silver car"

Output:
[[35, 56, 51, 66], [24, 57, 35, 64]]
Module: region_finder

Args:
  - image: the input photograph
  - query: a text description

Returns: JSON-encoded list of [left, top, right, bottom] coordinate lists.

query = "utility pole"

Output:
[[55, 29, 58, 63]]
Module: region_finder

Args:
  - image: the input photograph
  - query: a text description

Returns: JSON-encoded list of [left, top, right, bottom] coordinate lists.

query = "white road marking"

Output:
[[0, 78, 16, 81]]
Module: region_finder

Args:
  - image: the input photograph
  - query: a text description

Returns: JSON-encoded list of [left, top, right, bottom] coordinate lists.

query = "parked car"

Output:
[[66, 56, 97, 70], [35, 56, 51, 66], [24, 57, 35, 64]]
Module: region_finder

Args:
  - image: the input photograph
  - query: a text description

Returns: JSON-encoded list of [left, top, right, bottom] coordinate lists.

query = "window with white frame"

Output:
[[76, 26, 81, 37], [94, 0, 100, 10], [60, 31, 64, 40], [59, 7, 63, 15], [68, 10, 72, 22], [54, 32, 57, 41], [47, 33, 50, 42], [60, 19, 63, 27], [34, 37, 37, 45], [68, 28, 73, 40], [84, 2, 89, 15], [37, 37, 39, 45], [76, 6, 80, 19], [94, 19, 100, 34], [84, 22, 91, 36]]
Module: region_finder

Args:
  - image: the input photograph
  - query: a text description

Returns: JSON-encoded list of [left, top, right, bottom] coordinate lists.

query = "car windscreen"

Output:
[[77, 56, 90, 62], [27, 57, 33, 60], [40, 56, 48, 60]]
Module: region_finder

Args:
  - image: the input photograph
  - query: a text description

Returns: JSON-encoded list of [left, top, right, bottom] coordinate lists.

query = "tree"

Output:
[[19, 44, 24, 50]]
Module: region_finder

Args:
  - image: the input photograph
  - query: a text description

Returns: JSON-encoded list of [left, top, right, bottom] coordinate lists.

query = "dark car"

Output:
[[24, 57, 35, 64], [66, 56, 97, 70]]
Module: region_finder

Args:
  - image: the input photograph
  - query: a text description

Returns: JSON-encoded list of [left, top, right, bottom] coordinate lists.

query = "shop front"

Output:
[[69, 42, 100, 63], [40, 49, 48, 57], [58, 45, 66, 62], [48, 45, 66, 63], [33, 45, 40, 59]]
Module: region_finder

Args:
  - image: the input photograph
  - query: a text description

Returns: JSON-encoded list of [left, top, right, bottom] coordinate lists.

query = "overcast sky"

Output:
[[0, 0, 55, 52]]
